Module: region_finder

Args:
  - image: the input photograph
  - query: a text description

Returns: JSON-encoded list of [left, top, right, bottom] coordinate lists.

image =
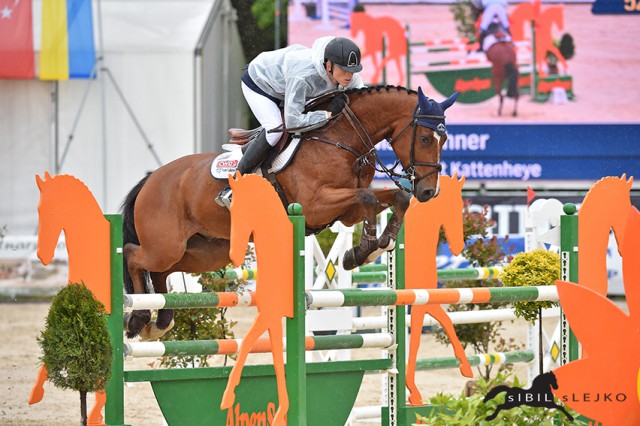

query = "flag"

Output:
[[0, 0, 35, 79], [41, 0, 95, 80], [527, 186, 536, 207]]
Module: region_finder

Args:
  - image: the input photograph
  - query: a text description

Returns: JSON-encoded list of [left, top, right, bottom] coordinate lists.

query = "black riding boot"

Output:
[[215, 129, 272, 208], [477, 32, 486, 52]]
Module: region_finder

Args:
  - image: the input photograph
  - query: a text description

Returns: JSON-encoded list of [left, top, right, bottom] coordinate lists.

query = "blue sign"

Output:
[[375, 124, 640, 181], [592, 0, 640, 14]]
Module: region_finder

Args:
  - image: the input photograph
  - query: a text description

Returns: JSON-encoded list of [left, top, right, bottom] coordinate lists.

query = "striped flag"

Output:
[[40, 0, 96, 80], [0, 0, 35, 79]]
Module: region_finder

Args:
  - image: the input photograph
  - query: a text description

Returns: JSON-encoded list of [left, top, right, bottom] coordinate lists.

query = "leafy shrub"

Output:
[[499, 249, 560, 323], [38, 282, 112, 425], [418, 372, 585, 425]]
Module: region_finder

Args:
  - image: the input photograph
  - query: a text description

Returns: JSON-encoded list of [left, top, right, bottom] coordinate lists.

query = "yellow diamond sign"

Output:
[[550, 341, 560, 362], [325, 260, 336, 283]]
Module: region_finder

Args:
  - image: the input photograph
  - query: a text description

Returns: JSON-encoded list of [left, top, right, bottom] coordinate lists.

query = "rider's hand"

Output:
[[327, 95, 346, 116]]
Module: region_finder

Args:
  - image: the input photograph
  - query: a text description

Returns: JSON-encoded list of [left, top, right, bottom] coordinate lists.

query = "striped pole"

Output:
[[306, 285, 558, 308], [415, 350, 534, 371], [352, 266, 503, 284], [351, 307, 560, 331], [124, 291, 256, 310], [124, 333, 394, 358]]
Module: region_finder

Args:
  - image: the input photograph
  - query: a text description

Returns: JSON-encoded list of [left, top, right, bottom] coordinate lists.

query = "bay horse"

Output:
[[404, 174, 472, 405], [121, 85, 459, 339]]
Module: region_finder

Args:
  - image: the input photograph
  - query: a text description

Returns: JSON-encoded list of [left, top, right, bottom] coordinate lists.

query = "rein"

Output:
[[306, 97, 444, 193]]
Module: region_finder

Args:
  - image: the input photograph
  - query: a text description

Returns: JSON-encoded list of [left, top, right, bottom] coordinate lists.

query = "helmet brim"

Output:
[[335, 63, 363, 73]]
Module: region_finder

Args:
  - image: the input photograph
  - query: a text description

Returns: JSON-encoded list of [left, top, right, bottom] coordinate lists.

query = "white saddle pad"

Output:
[[210, 138, 301, 180], [483, 33, 512, 52]]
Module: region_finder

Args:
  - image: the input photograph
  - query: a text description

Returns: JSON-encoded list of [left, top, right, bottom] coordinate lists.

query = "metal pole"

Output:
[[275, 0, 281, 49], [51, 81, 60, 173], [96, 0, 108, 210]]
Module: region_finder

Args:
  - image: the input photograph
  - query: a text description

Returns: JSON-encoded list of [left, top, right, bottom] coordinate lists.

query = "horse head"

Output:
[[35, 172, 63, 266], [439, 174, 466, 255], [402, 88, 459, 202]]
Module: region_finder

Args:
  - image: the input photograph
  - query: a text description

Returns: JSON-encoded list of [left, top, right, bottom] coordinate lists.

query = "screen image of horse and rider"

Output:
[[288, 0, 640, 183]]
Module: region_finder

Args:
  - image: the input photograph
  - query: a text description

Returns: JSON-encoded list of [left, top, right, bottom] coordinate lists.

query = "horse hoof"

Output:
[[124, 311, 152, 338], [138, 319, 175, 341], [343, 249, 358, 270]]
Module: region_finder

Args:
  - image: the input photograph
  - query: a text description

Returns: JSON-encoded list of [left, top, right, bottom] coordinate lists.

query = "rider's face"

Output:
[[326, 61, 354, 87]]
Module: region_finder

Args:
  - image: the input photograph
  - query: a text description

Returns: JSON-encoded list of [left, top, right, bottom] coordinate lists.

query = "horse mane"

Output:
[[344, 85, 417, 96]]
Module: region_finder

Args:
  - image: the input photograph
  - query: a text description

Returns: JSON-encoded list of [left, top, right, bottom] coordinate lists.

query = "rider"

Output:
[[215, 36, 365, 208], [472, 0, 511, 51]]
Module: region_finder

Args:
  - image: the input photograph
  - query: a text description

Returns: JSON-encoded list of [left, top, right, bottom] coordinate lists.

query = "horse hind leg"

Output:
[[123, 243, 152, 338], [136, 271, 175, 341]]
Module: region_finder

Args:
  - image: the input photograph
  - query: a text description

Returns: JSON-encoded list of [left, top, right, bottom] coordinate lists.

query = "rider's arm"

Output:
[[283, 76, 330, 130]]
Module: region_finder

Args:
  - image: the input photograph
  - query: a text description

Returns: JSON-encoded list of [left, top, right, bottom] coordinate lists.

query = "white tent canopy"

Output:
[[0, 0, 246, 237]]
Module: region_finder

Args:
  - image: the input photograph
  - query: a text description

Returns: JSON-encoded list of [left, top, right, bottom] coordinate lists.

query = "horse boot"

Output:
[[215, 129, 272, 209]]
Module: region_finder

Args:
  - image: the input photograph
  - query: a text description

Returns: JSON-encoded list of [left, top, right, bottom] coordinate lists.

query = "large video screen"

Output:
[[288, 0, 640, 183]]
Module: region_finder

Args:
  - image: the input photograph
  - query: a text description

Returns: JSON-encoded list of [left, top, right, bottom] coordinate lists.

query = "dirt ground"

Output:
[[1, 290, 543, 426], [288, 4, 640, 124]]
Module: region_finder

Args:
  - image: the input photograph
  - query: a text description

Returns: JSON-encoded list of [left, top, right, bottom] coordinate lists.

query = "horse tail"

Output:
[[483, 385, 510, 402], [121, 174, 151, 294], [504, 62, 519, 98]]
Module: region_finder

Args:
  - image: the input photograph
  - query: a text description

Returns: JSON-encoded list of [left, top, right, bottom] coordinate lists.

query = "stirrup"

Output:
[[215, 186, 232, 209]]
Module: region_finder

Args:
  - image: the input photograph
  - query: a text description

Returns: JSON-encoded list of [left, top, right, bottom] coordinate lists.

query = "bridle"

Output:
[[304, 94, 444, 193], [387, 104, 444, 191]]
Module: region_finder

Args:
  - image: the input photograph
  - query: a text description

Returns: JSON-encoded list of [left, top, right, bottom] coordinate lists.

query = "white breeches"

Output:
[[480, 4, 510, 31], [241, 82, 284, 147]]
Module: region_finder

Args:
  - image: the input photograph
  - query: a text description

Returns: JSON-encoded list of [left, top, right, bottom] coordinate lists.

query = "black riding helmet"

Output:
[[324, 37, 363, 73]]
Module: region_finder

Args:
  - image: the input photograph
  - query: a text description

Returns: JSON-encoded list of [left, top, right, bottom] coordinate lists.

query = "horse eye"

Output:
[[420, 135, 431, 144]]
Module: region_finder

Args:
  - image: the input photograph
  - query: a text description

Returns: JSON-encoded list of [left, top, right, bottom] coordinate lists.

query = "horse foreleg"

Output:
[[306, 187, 379, 270], [497, 93, 504, 116], [512, 94, 518, 117], [406, 305, 427, 405], [373, 189, 410, 249], [426, 305, 473, 377]]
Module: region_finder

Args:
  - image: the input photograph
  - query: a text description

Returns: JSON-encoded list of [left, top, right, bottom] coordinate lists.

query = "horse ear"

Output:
[[439, 92, 460, 111], [35, 174, 44, 191], [44, 171, 52, 180], [417, 87, 430, 111]]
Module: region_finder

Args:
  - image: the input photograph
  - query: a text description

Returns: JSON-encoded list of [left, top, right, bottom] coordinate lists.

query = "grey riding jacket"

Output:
[[247, 36, 365, 131]]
